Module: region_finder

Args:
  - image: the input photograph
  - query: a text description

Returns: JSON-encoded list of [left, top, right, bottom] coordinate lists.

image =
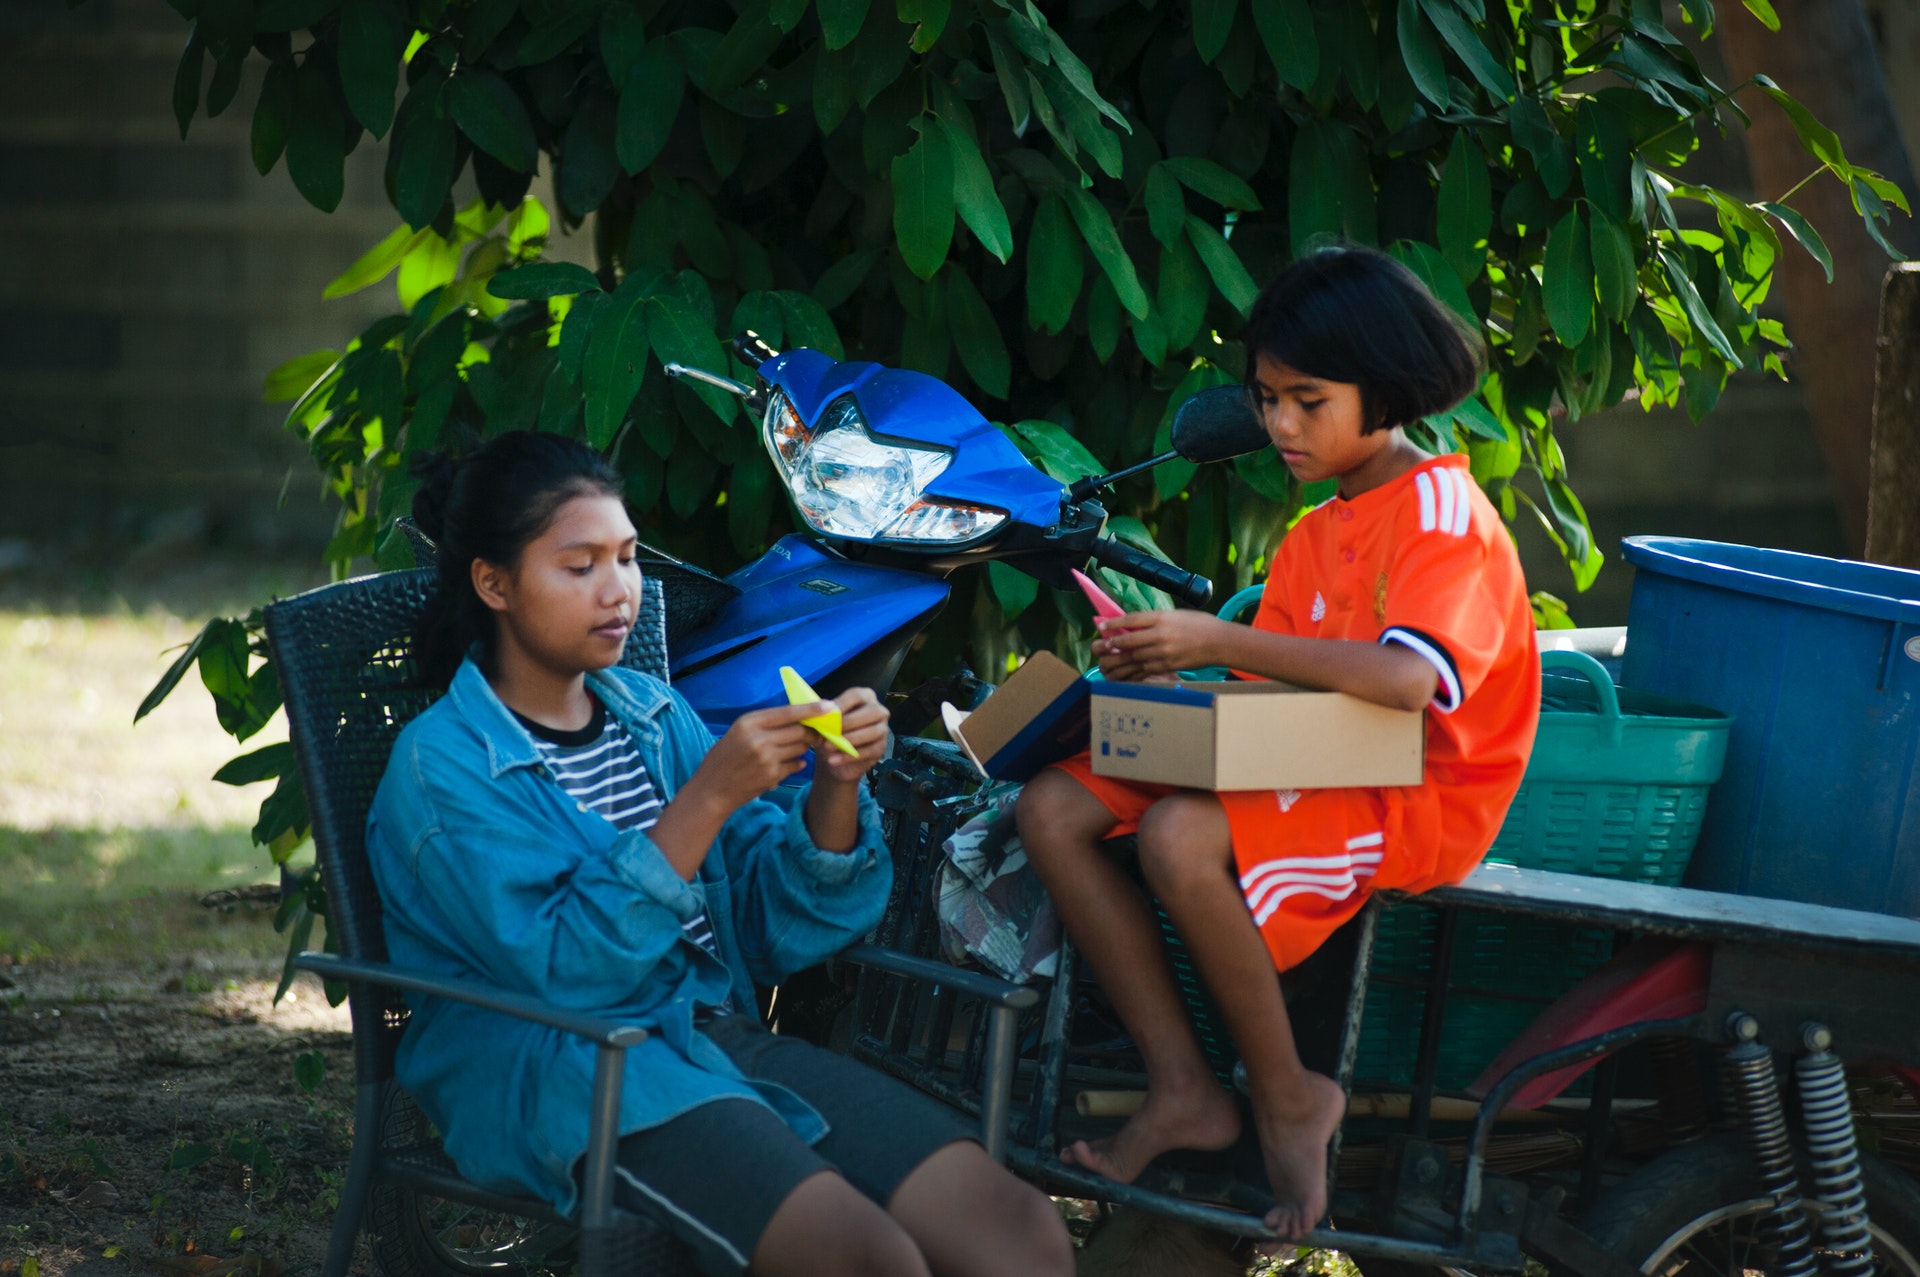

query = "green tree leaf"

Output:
[[488, 261, 603, 300], [707, 0, 784, 98], [1009, 418, 1104, 483], [1657, 248, 1740, 364], [893, 121, 956, 281], [1064, 186, 1149, 319], [1589, 206, 1637, 323], [1395, 0, 1448, 107], [983, 23, 1031, 134], [1759, 201, 1834, 282], [251, 59, 294, 174], [214, 741, 294, 786], [559, 92, 619, 220], [1435, 131, 1491, 282], [1542, 208, 1594, 347], [1145, 165, 1186, 250], [1251, 0, 1318, 91], [777, 290, 846, 359], [448, 69, 538, 173], [600, 4, 648, 81], [946, 268, 1010, 398], [811, 250, 880, 310], [1157, 232, 1208, 354], [392, 79, 456, 230], [286, 60, 347, 212], [1026, 194, 1082, 335], [900, 0, 951, 51], [583, 271, 656, 449], [173, 22, 206, 140], [987, 561, 1039, 620], [1757, 82, 1846, 168], [1416, 0, 1513, 99], [1287, 119, 1374, 253], [337, 0, 402, 137], [1087, 273, 1122, 363], [1192, 0, 1238, 64], [1162, 156, 1262, 212], [1576, 99, 1633, 224], [819, 0, 870, 50], [1388, 239, 1476, 323], [1741, 0, 1781, 33], [616, 44, 686, 174], [262, 348, 340, 402], [1186, 215, 1259, 316], [651, 276, 736, 423], [940, 113, 1013, 262]]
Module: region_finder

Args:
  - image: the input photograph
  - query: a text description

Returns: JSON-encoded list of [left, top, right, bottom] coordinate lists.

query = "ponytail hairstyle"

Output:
[[410, 432, 626, 688], [1243, 244, 1485, 433]]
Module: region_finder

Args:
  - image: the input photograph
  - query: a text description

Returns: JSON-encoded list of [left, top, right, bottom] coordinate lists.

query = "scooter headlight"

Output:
[[761, 390, 1008, 544]]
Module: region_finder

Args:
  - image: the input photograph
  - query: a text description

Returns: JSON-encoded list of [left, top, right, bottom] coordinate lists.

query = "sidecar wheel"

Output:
[[1578, 1133, 1920, 1275]]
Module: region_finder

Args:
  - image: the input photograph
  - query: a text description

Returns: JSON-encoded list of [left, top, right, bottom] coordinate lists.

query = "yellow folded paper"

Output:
[[779, 666, 860, 756]]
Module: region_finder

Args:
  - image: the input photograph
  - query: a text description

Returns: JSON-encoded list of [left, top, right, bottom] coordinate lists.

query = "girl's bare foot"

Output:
[[1254, 1070, 1347, 1240], [1061, 1077, 1241, 1184]]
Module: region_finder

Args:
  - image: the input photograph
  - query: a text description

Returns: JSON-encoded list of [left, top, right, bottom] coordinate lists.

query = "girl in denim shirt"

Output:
[[367, 433, 1069, 1277]]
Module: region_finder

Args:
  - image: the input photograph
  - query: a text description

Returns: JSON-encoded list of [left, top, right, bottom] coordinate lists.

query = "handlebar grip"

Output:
[[1089, 538, 1214, 609]]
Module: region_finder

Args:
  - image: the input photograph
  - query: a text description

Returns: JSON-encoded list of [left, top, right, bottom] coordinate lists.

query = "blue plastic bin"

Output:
[[1621, 536, 1920, 915]]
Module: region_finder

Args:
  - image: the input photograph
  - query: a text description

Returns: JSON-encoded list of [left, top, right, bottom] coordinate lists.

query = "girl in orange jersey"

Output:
[[1017, 245, 1540, 1241]]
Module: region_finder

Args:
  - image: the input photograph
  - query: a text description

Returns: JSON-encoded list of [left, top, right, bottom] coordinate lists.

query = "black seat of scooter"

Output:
[[1415, 862, 1920, 962]]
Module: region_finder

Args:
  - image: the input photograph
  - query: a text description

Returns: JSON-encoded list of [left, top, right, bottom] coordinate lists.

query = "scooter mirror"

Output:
[[1171, 385, 1269, 463]]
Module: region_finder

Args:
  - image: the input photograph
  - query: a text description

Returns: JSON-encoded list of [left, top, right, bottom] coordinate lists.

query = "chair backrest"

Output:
[[264, 567, 671, 1083]]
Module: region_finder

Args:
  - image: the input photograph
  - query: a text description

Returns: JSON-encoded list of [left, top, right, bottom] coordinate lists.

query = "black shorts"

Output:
[[596, 1014, 977, 1276]]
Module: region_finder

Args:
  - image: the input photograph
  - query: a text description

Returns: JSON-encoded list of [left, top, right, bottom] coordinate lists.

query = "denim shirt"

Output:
[[365, 658, 892, 1215]]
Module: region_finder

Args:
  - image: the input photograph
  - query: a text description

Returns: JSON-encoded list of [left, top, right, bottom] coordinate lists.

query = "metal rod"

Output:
[[1030, 939, 1077, 1152], [1067, 450, 1179, 502], [1010, 1148, 1514, 1269], [580, 1044, 626, 1232], [662, 362, 752, 397], [1578, 1054, 1619, 1212], [982, 1003, 1021, 1164], [1409, 907, 1459, 1139], [320, 1081, 386, 1277], [1461, 1014, 1703, 1238]]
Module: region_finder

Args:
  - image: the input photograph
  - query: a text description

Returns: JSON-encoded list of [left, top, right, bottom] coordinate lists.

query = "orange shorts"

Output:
[[1050, 754, 1430, 971]]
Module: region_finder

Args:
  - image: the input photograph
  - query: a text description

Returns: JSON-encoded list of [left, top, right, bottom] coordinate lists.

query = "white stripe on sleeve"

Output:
[[1450, 469, 1473, 536], [1415, 471, 1436, 532], [1380, 626, 1462, 712]]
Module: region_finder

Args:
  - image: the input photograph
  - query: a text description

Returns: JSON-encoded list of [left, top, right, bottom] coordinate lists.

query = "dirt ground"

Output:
[[0, 955, 361, 1277]]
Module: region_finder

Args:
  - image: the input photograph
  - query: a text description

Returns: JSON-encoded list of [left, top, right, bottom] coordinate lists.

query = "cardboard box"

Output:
[[943, 651, 1091, 781], [1090, 680, 1424, 790]]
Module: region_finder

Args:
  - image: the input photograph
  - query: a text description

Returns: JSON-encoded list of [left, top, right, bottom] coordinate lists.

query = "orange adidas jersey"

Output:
[[1248, 453, 1540, 888]]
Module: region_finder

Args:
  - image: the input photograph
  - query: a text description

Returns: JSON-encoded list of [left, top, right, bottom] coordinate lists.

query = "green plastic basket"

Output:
[[1355, 650, 1732, 1091], [1486, 650, 1732, 883]]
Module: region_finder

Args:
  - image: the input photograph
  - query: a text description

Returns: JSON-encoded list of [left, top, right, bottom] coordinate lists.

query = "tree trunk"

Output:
[[1715, 0, 1920, 554], [1867, 263, 1920, 568]]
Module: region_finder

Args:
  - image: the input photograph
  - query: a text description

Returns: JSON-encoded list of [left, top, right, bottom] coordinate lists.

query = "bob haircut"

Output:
[[1243, 245, 1485, 434]]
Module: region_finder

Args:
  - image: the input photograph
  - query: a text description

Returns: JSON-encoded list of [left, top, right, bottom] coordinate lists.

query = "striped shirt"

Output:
[[514, 696, 731, 1014]]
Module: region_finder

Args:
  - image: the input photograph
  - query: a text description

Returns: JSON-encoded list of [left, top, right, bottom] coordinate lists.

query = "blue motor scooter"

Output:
[[657, 333, 1270, 737]]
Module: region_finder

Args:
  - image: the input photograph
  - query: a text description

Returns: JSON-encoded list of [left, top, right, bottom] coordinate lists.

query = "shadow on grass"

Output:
[[0, 826, 306, 965]]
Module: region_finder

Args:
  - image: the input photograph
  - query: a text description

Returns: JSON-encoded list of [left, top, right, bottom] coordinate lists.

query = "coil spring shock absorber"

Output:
[[1723, 1012, 1819, 1277], [1797, 1022, 1875, 1276]]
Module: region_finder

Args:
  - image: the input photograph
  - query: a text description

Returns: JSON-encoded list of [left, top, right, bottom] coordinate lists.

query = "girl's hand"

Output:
[[693, 702, 826, 810], [813, 687, 890, 785], [1093, 610, 1231, 680]]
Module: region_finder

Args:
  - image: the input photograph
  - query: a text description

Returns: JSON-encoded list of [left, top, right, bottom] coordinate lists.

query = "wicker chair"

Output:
[[267, 567, 679, 1277], [267, 565, 1037, 1277]]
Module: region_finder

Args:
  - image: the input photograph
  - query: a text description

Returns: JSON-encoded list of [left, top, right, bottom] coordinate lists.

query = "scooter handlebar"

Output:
[[1088, 538, 1214, 609]]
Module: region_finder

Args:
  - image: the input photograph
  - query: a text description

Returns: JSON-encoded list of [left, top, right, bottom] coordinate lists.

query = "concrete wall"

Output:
[[0, 0, 591, 569]]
